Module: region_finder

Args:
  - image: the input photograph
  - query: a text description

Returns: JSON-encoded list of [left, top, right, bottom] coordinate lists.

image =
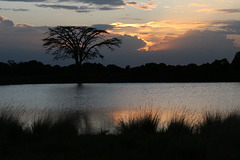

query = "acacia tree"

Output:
[[42, 26, 121, 79]]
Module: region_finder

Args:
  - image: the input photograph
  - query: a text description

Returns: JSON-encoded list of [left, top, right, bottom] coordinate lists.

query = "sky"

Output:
[[0, 0, 240, 67]]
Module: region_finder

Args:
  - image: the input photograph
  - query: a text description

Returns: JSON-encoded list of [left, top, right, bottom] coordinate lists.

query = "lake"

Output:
[[1, 83, 240, 132]]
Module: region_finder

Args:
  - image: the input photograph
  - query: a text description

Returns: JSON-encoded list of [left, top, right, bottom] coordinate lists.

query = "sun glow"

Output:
[[109, 20, 213, 51], [111, 108, 204, 129]]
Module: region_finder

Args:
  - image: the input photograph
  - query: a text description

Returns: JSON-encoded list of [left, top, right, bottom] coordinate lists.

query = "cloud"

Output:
[[0, 0, 45, 2], [97, 30, 239, 66], [1, 16, 239, 67], [95, 35, 148, 66], [0, 16, 6, 21], [120, 17, 141, 21], [0, 21, 45, 50], [0, 0, 125, 6], [220, 21, 240, 34], [109, 21, 213, 50], [36, 4, 93, 13], [0, 16, 59, 64], [125, 1, 158, 10], [36, 4, 122, 13], [217, 8, 240, 14], [214, 0, 234, 2], [92, 24, 115, 30], [188, 3, 208, 7], [196, 8, 240, 14], [151, 30, 239, 64], [164, 6, 170, 9], [0, 8, 29, 11], [36, 4, 79, 10], [0, 16, 7, 21], [98, 6, 122, 10], [196, 8, 219, 13], [74, 0, 125, 6], [0, 18, 14, 28], [150, 30, 232, 50], [125, 1, 137, 5]]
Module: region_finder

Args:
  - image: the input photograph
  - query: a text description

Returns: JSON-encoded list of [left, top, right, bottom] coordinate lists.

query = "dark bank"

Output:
[[1, 50, 240, 85]]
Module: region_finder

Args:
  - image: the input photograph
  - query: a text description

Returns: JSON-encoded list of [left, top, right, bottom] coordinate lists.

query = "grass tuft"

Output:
[[31, 109, 86, 138], [163, 116, 194, 135], [0, 108, 24, 140], [116, 108, 160, 135], [1, 107, 240, 159]]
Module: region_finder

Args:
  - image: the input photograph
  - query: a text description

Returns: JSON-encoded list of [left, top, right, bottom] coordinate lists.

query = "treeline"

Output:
[[0, 53, 240, 84]]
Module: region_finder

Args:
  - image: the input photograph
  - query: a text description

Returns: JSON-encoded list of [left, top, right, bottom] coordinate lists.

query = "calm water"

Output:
[[0, 83, 240, 110], [1, 83, 240, 131]]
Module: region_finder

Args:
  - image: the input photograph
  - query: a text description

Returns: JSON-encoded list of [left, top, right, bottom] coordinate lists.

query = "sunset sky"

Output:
[[0, 0, 240, 66]]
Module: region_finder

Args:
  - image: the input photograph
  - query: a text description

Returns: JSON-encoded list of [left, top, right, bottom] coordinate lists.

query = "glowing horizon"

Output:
[[0, 0, 240, 66]]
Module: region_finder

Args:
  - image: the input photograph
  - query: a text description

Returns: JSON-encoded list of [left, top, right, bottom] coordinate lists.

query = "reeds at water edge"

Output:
[[1, 106, 240, 160]]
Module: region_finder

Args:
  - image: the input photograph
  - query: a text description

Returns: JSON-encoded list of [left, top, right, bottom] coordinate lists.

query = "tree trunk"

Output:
[[77, 63, 82, 84], [75, 58, 82, 84]]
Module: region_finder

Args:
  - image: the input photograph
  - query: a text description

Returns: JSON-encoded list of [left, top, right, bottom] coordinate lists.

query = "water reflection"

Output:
[[1, 83, 240, 110], [1, 83, 240, 132], [111, 107, 204, 130]]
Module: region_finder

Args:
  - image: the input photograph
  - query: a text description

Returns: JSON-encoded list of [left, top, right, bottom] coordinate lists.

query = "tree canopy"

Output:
[[42, 26, 122, 66], [232, 51, 240, 67]]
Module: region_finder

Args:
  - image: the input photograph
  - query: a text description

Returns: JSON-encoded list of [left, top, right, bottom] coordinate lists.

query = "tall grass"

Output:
[[115, 108, 160, 134], [31, 110, 80, 138], [1, 107, 240, 159], [198, 111, 240, 138], [0, 108, 92, 139], [162, 116, 194, 135], [0, 108, 25, 140]]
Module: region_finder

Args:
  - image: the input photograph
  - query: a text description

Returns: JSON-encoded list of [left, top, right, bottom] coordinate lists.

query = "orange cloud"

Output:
[[110, 21, 212, 51], [0, 15, 7, 20], [196, 8, 219, 13], [188, 3, 208, 7], [164, 6, 171, 9], [125, 1, 158, 10], [16, 24, 34, 27], [227, 34, 240, 46]]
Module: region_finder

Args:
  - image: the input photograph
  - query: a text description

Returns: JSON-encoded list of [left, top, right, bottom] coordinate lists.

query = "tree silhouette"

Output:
[[232, 51, 240, 67], [42, 26, 121, 81]]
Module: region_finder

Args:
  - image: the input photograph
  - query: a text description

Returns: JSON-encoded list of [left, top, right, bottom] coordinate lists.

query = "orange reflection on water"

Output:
[[111, 107, 204, 129]]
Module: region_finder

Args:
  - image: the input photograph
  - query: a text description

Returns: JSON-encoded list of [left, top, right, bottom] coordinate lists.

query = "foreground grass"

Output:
[[1, 108, 240, 160]]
